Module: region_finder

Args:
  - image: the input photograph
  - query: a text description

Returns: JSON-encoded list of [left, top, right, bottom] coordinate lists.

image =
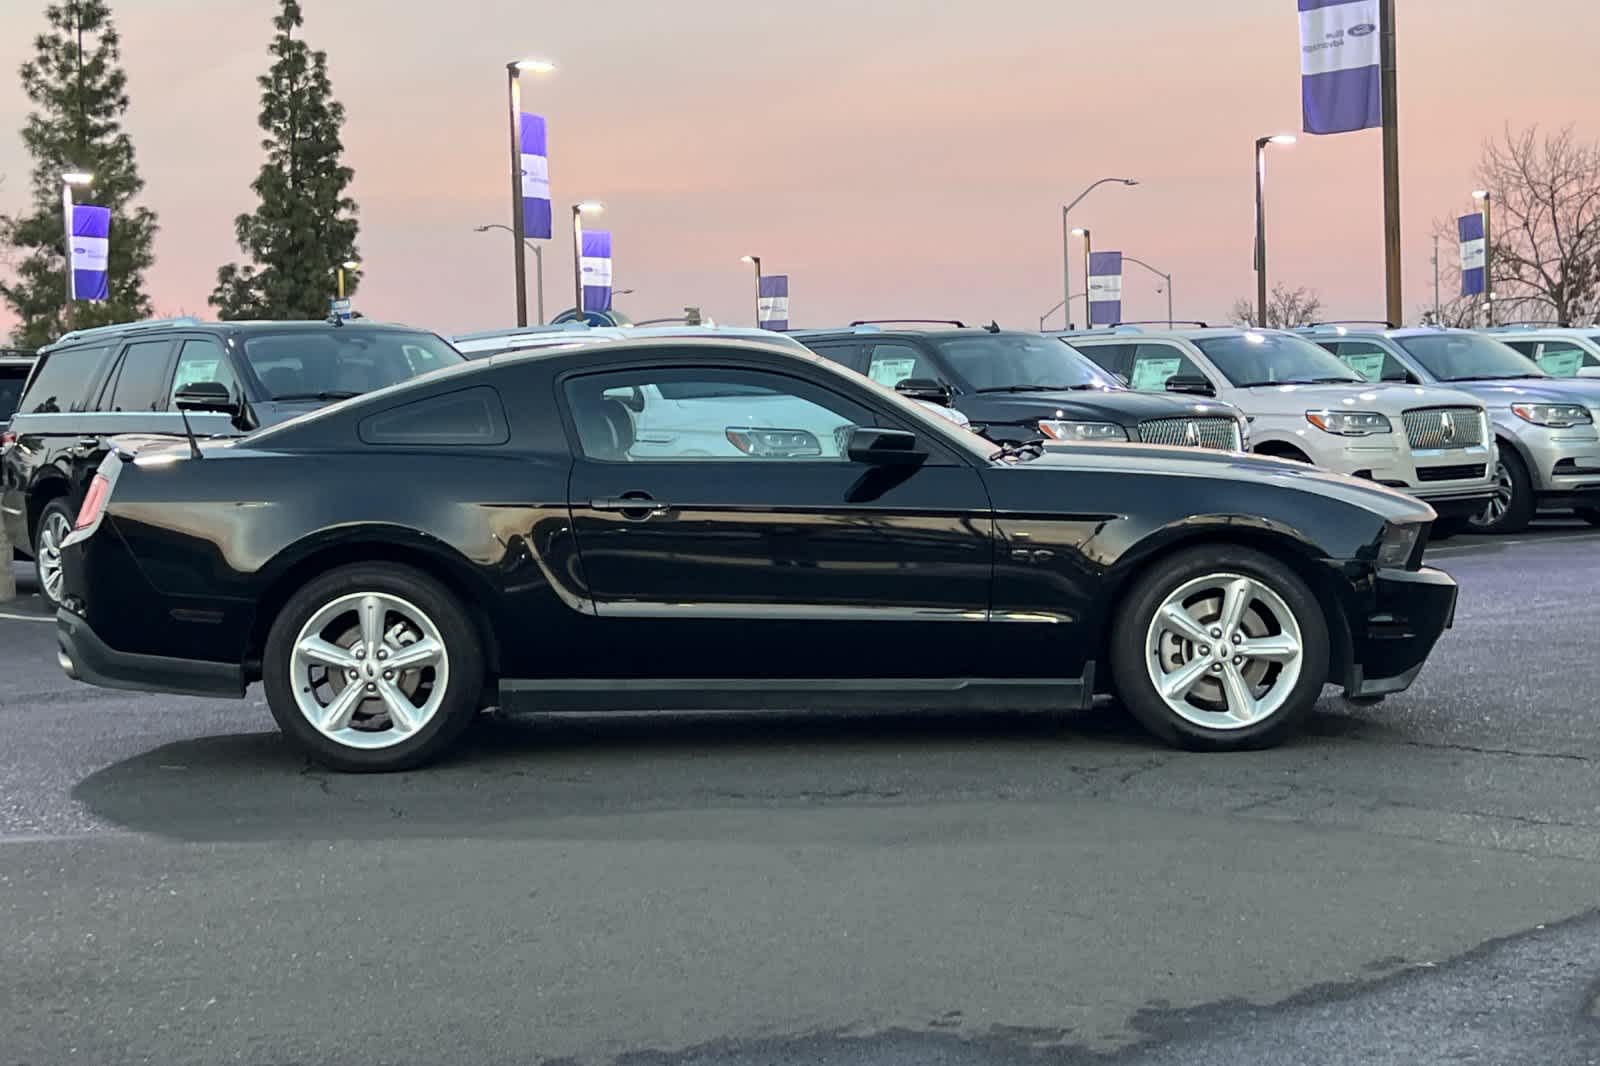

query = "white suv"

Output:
[[1061, 327, 1497, 521], [1487, 326, 1600, 379]]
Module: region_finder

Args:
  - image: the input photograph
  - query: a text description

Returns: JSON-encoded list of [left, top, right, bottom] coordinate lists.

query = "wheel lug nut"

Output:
[[1231, 633, 1242, 645], [1210, 629, 1222, 639], [377, 649, 388, 660], [354, 647, 365, 659], [365, 682, 376, 692], [1210, 663, 1223, 673], [383, 670, 394, 681], [347, 670, 358, 680], [1199, 645, 1210, 657], [1233, 656, 1244, 666]]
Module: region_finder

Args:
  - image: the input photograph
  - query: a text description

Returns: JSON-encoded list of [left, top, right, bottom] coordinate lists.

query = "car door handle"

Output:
[[589, 494, 674, 520]]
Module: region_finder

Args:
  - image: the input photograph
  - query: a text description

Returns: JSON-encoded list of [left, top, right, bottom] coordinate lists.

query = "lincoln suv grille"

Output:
[[1402, 407, 1484, 450], [1138, 417, 1241, 451]]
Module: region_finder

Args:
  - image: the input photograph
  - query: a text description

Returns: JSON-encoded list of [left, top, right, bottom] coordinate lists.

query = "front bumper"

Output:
[[57, 609, 245, 698], [1309, 438, 1496, 504], [1410, 484, 1496, 519], [1341, 565, 1458, 699]]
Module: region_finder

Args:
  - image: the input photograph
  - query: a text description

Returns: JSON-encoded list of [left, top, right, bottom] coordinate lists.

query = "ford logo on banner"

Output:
[[1348, 23, 1376, 36]]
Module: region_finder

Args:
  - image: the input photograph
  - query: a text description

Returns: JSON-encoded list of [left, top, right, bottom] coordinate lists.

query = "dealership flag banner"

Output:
[[519, 113, 552, 240], [1298, 0, 1381, 135], [580, 230, 613, 312], [1459, 213, 1486, 297], [1087, 251, 1123, 327], [758, 275, 789, 330], [69, 204, 110, 302]]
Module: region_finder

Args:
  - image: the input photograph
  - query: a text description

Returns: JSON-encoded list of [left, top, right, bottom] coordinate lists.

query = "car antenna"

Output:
[[174, 401, 204, 461]]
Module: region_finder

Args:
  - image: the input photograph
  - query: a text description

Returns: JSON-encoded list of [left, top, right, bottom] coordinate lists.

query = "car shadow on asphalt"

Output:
[[68, 699, 1385, 844]]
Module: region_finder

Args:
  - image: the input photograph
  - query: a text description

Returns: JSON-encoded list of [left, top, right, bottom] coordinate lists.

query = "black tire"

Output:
[[262, 563, 485, 772], [1575, 507, 1600, 528], [1466, 447, 1534, 535], [32, 498, 76, 608], [1109, 545, 1330, 751]]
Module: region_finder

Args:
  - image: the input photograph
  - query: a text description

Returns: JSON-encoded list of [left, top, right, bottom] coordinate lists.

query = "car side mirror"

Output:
[[846, 426, 928, 466], [1165, 374, 1215, 397], [894, 378, 953, 406], [174, 381, 240, 416]]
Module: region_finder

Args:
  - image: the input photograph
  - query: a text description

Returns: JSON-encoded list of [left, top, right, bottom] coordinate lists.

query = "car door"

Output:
[[561, 356, 994, 680]]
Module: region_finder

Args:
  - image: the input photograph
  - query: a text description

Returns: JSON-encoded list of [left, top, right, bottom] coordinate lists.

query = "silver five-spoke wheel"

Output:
[[35, 507, 73, 605], [289, 592, 450, 750], [1144, 572, 1304, 730], [1471, 464, 1514, 528]]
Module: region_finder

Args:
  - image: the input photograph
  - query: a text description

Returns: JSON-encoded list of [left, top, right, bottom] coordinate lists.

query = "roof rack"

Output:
[[54, 315, 202, 346], [1111, 320, 1208, 329], [1303, 320, 1396, 329], [1486, 321, 1565, 330], [847, 319, 967, 328]]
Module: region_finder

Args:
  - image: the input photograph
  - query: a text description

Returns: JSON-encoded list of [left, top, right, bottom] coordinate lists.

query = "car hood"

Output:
[[1428, 378, 1600, 408], [1016, 442, 1436, 523], [1233, 381, 1482, 414], [974, 389, 1241, 422]]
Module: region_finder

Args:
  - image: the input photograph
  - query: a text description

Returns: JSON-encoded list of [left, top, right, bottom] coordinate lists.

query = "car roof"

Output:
[[796, 327, 1033, 341], [44, 316, 435, 352], [1484, 326, 1600, 337]]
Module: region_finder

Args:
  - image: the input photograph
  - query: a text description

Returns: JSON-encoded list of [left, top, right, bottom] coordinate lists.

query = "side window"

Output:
[[805, 342, 867, 374], [1129, 343, 1203, 391], [359, 386, 510, 445], [17, 345, 108, 414], [105, 340, 175, 412], [1501, 340, 1538, 358], [1071, 342, 1133, 379], [1333, 340, 1409, 383], [1532, 342, 1587, 378], [565, 366, 875, 462], [169, 338, 240, 407], [865, 343, 933, 388]]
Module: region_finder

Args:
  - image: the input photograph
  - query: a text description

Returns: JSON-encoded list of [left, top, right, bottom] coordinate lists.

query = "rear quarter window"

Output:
[[357, 386, 510, 446], [17, 345, 108, 414], [0, 365, 31, 421]]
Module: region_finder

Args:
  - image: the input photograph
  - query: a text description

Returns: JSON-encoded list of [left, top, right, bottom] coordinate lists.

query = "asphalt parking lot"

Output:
[[3, 527, 1599, 1066]]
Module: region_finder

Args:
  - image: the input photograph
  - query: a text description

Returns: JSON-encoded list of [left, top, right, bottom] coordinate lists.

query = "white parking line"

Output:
[[0, 611, 51, 623]]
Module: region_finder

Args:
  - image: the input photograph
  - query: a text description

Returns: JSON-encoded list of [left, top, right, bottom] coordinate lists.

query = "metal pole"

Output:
[[1061, 207, 1072, 330], [337, 268, 345, 300], [61, 181, 74, 312], [1166, 273, 1174, 329], [1379, 0, 1403, 327], [1254, 138, 1269, 328], [1482, 193, 1494, 326], [1432, 235, 1440, 322], [533, 244, 545, 325], [1082, 230, 1093, 328], [571, 205, 585, 317], [507, 65, 528, 328], [749, 255, 762, 327]]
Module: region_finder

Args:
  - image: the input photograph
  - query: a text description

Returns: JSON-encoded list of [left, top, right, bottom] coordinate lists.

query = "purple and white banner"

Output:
[[1087, 251, 1123, 327], [580, 230, 612, 312], [519, 113, 552, 240], [758, 274, 789, 331], [1459, 213, 1486, 297], [69, 204, 110, 302], [1299, 0, 1381, 135]]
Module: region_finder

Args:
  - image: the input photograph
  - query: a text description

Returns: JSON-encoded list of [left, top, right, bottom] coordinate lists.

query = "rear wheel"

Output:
[[32, 499, 75, 607], [1110, 545, 1329, 750], [1466, 447, 1533, 534], [262, 563, 484, 772]]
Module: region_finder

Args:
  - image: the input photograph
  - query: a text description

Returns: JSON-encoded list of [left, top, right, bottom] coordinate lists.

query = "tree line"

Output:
[[0, 0, 358, 348]]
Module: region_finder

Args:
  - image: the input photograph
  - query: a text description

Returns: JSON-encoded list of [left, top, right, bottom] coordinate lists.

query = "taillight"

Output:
[[75, 473, 111, 530], [0, 429, 15, 450]]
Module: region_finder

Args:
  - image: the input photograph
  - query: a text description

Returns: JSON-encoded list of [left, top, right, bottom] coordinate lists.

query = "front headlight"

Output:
[[1376, 522, 1422, 569], [1038, 420, 1128, 442], [1509, 402, 1593, 428], [1306, 410, 1393, 436], [725, 426, 823, 457]]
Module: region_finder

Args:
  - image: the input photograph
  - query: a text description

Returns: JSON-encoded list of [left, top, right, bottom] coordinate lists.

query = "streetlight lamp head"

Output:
[[1121, 179, 1140, 186], [1472, 189, 1490, 201], [575, 201, 604, 215], [513, 58, 556, 73], [1269, 134, 1298, 145], [342, 259, 361, 271], [740, 255, 759, 264], [61, 171, 92, 185], [1071, 227, 1088, 237]]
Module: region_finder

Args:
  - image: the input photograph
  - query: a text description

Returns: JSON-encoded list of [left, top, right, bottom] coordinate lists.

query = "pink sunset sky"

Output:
[[1, 0, 1597, 339]]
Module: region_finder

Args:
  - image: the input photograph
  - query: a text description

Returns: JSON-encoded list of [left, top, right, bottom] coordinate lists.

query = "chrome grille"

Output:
[[1138, 417, 1241, 450], [1402, 407, 1484, 450]]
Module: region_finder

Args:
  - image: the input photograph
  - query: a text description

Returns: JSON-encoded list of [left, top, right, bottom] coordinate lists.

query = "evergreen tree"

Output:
[[212, 0, 358, 320], [0, 1, 158, 347]]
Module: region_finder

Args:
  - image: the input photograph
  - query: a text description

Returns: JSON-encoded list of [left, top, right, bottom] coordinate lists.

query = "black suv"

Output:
[[2, 316, 463, 605], [793, 325, 1249, 448], [0, 348, 36, 430]]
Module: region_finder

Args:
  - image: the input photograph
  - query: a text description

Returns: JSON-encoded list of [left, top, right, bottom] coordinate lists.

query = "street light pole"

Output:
[[1473, 189, 1493, 326], [1072, 228, 1093, 327], [571, 201, 603, 317], [476, 224, 545, 323], [1061, 178, 1137, 330], [506, 58, 555, 328], [337, 259, 360, 300], [740, 255, 762, 327], [59, 171, 92, 326], [1254, 134, 1296, 328], [1122, 255, 1174, 328]]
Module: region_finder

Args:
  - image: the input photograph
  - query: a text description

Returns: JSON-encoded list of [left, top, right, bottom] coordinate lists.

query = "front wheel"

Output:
[[262, 563, 485, 772], [32, 499, 76, 608], [1466, 447, 1534, 534], [1110, 546, 1329, 750]]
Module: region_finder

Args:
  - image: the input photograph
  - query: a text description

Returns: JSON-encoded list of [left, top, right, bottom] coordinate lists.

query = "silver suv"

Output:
[[1299, 325, 1600, 532], [1059, 326, 1497, 521], [1485, 326, 1600, 379]]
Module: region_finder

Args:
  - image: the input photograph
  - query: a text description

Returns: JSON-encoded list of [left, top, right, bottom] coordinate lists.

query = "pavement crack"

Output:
[[1393, 739, 1594, 763]]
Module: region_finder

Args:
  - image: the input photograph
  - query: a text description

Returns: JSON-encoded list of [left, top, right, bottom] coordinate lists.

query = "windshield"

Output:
[[1194, 332, 1365, 388], [935, 334, 1119, 392], [241, 329, 464, 400], [1395, 332, 1550, 382]]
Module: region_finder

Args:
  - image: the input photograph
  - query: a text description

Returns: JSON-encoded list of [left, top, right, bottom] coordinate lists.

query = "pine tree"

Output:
[[212, 0, 358, 320], [0, 1, 158, 347]]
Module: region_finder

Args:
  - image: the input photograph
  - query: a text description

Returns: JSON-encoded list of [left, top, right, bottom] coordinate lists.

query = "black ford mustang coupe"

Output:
[[56, 337, 1457, 771]]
